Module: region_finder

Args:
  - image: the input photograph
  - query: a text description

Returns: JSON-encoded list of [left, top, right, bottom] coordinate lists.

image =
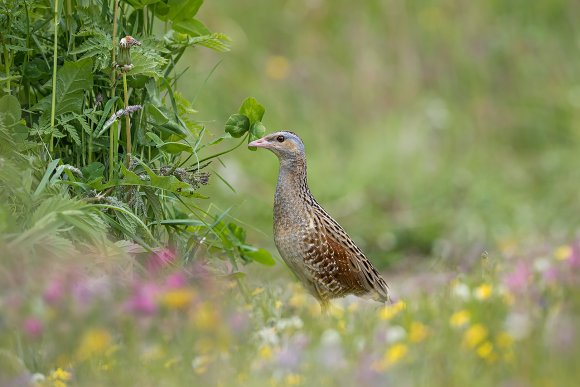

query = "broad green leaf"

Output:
[[242, 247, 276, 266], [173, 18, 210, 37], [239, 97, 265, 126], [39, 58, 94, 125], [147, 103, 170, 125], [155, 0, 203, 22], [225, 113, 249, 138], [228, 222, 246, 243], [146, 132, 165, 146], [248, 121, 266, 151]]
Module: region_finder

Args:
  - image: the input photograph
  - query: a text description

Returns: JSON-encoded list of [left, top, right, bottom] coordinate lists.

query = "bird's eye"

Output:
[[276, 135, 285, 143]]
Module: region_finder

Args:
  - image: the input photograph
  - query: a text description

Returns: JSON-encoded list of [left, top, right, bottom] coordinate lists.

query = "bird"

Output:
[[248, 131, 390, 312]]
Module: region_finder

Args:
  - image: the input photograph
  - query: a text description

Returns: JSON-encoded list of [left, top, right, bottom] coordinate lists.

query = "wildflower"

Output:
[[450, 310, 470, 328], [284, 373, 302, 386], [378, 300, 406, 321], [43, 278, 65, 305], [385, 343, 409, 366], [51, 368, 72, 381], [76, 329, 112, 361], [554, 245, 572, 261], [23, 317, 43, 338], [476, 341, 496, 362], [463, 324, 488, 348], [259, 345, 273, 361], [504, 262, 532, 293], [126, 282, 159, 315], [451, 280, 470, 300], [252, 287, 264, 296], [162, 288, 195, 310], [475, 283, 493, 300], [289, 291, 307, 309], [409, 322, 429, 343], [191, 302, 218, 329], [147, 248, 176, 273], [386, 325, 407, 343], [496, 332, 514, 349]]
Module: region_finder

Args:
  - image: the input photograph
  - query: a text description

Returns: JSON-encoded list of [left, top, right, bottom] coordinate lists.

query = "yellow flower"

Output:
[[76, 328, 112, 361], [463, 324, 488, 349], [409, 322, 429, 343], [51, 368, 72, 381], [496, 332, 514, 349], [554, 245, 572, 261], [475, 284, 493, 300], [449, 310, 470, 328], [289, 292, 307, 309], [259, 345, 273, 361], [162, 288, 195, 310], [476, 341, 495, 361], [386, 343, 409, 365], [275, 300, 283, 310], [251, 287, 264, 296], [53, 381, 67, 387], [265, 56, 290, 80], [191, 302, 218, 330], [284, 373, 303, 386], [378, 300, 406, 321]]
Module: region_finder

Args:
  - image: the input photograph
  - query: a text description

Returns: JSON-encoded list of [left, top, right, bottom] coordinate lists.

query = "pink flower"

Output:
[[568, 245, 580, 269], [147, 248, 176, 273], [43, 278, 65, 305], [165, 272, 187, 289], [125, 282, 160, 315], [23, 317, 43, 338], [504, 261, 532, 294]]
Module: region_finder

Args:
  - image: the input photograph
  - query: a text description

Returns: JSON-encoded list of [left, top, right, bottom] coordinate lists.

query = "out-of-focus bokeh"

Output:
[[185, 0, 580, 267]]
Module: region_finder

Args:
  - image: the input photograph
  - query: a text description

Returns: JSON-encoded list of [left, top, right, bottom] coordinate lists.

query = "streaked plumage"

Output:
[[249, 131, 389, 311]]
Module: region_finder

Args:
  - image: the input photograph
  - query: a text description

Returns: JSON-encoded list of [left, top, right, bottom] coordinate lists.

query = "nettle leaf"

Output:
[[37, 58, 94, 125], [130, 50, 167, 79], [248, 121, 266, 151], [225, 114, 249, 138], [239, 97, 265, 126]]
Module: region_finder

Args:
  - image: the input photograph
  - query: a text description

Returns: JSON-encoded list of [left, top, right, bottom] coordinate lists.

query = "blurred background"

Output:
[[180, 0, 580, 269]]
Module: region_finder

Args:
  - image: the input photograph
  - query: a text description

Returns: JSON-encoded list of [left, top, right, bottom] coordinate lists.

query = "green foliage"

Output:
[[224, 96, 267, 150], [0, 0, 270, 266]]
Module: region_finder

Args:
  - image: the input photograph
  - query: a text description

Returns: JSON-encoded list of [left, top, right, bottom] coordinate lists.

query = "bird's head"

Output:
[[248, 131, 305, 161]]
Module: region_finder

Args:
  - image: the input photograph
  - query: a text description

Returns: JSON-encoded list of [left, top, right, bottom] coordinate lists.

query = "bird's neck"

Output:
[[275, 156, 310, 206]]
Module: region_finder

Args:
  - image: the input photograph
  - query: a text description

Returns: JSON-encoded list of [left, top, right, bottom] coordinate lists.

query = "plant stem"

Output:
[[123, 72, 131, 165], [109, 0, 120, 181], [2, 44, 10, 94], [49, 0, 60, 153]]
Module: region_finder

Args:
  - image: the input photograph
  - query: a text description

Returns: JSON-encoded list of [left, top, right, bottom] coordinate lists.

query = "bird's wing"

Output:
[[304, 202, 390, 302]]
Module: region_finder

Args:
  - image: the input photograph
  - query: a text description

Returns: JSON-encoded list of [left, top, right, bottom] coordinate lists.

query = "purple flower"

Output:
[[568, 245, 580, 269]]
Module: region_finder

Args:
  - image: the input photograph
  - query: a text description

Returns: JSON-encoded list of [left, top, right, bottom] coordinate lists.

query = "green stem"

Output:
[[109, 0, 120, 181], [195, 134, 249, 166], [49, 0, 60, 153], [2, 44, 10, 94], [123, 72, 131, 165]]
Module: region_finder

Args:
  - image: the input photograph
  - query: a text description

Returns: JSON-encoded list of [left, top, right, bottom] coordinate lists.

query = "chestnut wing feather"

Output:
[[303, 203, 390, 302]]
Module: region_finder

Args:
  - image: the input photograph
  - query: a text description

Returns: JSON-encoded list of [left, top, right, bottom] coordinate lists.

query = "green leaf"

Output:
[[173, 18, 210, 37], [239, 97, 265, 126], [159, 142, 193, 154], [0, 95, 22, 126], [38, 58, 94, 125], [155, 0, 204, 22], [81, 162, 105, 181], [242, 247, 276, 266], [248, 121, 266, 151], [147, 103, 170, 125], [225, 113, 250, 138]]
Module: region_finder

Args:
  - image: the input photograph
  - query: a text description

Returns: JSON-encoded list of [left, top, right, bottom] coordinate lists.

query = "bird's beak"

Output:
[[248, 137, 269, 148]]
